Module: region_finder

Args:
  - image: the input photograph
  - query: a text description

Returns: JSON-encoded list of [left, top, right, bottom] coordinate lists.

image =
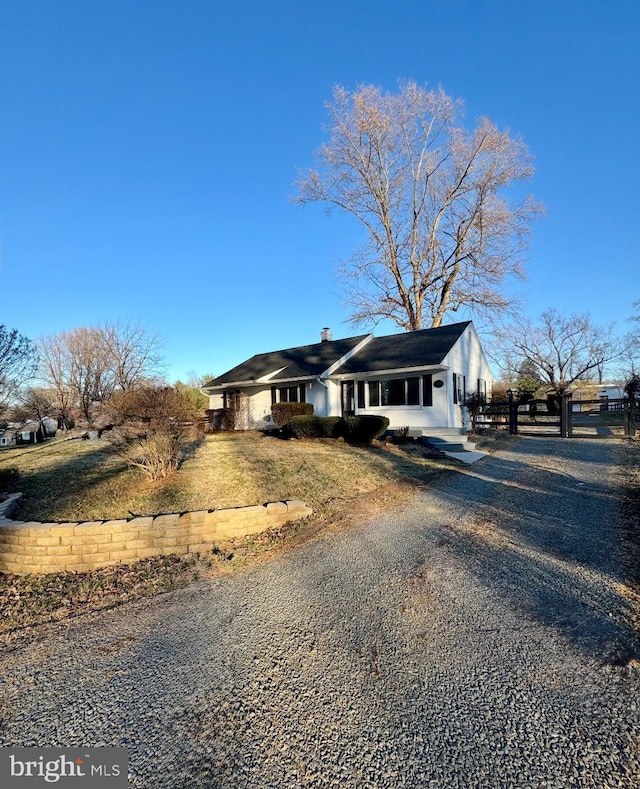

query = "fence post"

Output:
[[560, 393, 572, 438], [507, 389, 518, 435]]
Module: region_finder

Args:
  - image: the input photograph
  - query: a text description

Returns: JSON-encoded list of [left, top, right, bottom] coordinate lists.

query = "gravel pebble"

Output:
[[0, 436, 638, 788]]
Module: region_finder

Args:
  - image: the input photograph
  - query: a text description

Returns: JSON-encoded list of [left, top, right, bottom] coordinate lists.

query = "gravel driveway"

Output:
[[1, 436, 638, 788]]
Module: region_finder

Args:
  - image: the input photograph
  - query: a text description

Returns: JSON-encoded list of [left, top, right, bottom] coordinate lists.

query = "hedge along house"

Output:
[[203, 322, 492, 436]]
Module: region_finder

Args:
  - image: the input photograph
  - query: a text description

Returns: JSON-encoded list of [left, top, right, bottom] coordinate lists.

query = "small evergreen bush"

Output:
[[341, 415, 389, 443], [318, 416, 343, 438], [289, 414, 389, 442], [290, 415, 323, 438]]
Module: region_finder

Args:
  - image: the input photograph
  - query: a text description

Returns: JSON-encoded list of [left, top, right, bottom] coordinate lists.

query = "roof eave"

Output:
[[330, 364, 449, 380], [205, 374, 315, 391]]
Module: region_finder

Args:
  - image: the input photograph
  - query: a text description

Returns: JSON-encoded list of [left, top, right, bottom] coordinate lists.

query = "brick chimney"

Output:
[[321, 327, 332, 342]]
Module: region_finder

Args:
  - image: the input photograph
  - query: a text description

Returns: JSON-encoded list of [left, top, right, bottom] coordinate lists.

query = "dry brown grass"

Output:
[[0, 432, 443, 522], [0, 432, 448, 639], [472, 428, 518, 453], [0, 437, 137, 521]]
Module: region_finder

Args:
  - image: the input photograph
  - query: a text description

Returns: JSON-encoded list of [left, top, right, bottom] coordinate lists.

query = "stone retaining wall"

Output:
[[0, 493, 312, 575]]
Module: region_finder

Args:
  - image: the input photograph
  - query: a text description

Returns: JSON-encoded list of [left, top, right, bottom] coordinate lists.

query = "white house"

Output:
[[0, 427, 16, 447], [597, 384, 625, 401], [203, 322, 492, 435]]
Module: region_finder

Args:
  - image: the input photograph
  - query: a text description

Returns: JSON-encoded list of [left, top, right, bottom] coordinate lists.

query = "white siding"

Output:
[[208, 393, 224, 410], [246, 386, 274, 427], [210, 380, 335, 428], [208, 386, 271, 429], [441, 323, 493, 429], [324, 380, 342, 417], [352, 374, 448, 430], [349, 324, 492, 431], [208, 323, 492, 433], [306, 380, 329, 416]]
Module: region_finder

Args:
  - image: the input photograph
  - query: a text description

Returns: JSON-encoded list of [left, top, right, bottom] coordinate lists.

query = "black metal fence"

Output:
[[479, 395, 638, 438]]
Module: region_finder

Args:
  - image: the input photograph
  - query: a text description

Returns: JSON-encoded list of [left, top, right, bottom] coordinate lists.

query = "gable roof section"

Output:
[[206, 322, 474, 388], [337, 321, 472, 374], [210, 334, 371, 386]]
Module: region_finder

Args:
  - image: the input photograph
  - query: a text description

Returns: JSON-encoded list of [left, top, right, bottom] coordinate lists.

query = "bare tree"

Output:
[[12, 388, 57, 434], [0, 325, 37, 415], [38, 326, 113, 423], [38, 323, 166, 425], [625, 300, 640, 375], [101, 320, 165, 390], [66, 326, 116, 420], [295, 81, 542, 330], [496, 309, 623, 396], [38, 334, 76, 429]]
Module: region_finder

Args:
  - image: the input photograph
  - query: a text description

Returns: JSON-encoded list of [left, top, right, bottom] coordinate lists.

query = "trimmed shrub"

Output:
[[283, 412, 389, 442], [341, 415, 390, 443], [290, 415, 323, 438], [271, 402, 313, 428], [318, 416, 343, 438]]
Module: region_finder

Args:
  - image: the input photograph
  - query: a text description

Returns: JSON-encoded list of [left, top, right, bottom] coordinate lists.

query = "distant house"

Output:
[[0, 427, 16, 447], [0, 418, 57, 448], [15, 421, 45, 445], [203, 321, 492, 434], [597, 384, 625, 401], [595, 383, 627, 412]]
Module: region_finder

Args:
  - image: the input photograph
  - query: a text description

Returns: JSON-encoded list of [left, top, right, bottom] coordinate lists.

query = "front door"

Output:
[[341, 380, 355, 417]]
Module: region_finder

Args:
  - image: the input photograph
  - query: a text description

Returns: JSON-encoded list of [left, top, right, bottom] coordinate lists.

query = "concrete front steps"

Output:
[[420, 428, 488, 464]]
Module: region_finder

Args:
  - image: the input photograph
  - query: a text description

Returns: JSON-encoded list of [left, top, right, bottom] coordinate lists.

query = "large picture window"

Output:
[[382, 379, 405, 406], [367, 377, 421, 407]]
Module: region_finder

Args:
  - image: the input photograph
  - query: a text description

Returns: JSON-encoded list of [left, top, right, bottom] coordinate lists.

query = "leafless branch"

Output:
[[295, 81, 543, 330]]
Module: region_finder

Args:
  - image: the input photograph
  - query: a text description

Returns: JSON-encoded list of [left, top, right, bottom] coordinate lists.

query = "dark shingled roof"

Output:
[[210, 334, 370, 385], [337, 321, 471, 374]]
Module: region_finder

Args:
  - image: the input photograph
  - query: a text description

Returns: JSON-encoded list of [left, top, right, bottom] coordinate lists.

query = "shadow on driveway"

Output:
[[418, 437, 638, 665]]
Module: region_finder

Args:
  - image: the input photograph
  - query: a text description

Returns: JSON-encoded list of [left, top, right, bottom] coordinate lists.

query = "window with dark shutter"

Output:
[[422, 374, 433, 407]]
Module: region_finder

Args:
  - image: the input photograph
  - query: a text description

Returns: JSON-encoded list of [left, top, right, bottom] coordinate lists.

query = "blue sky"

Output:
[[1, 0, 638, 383]]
